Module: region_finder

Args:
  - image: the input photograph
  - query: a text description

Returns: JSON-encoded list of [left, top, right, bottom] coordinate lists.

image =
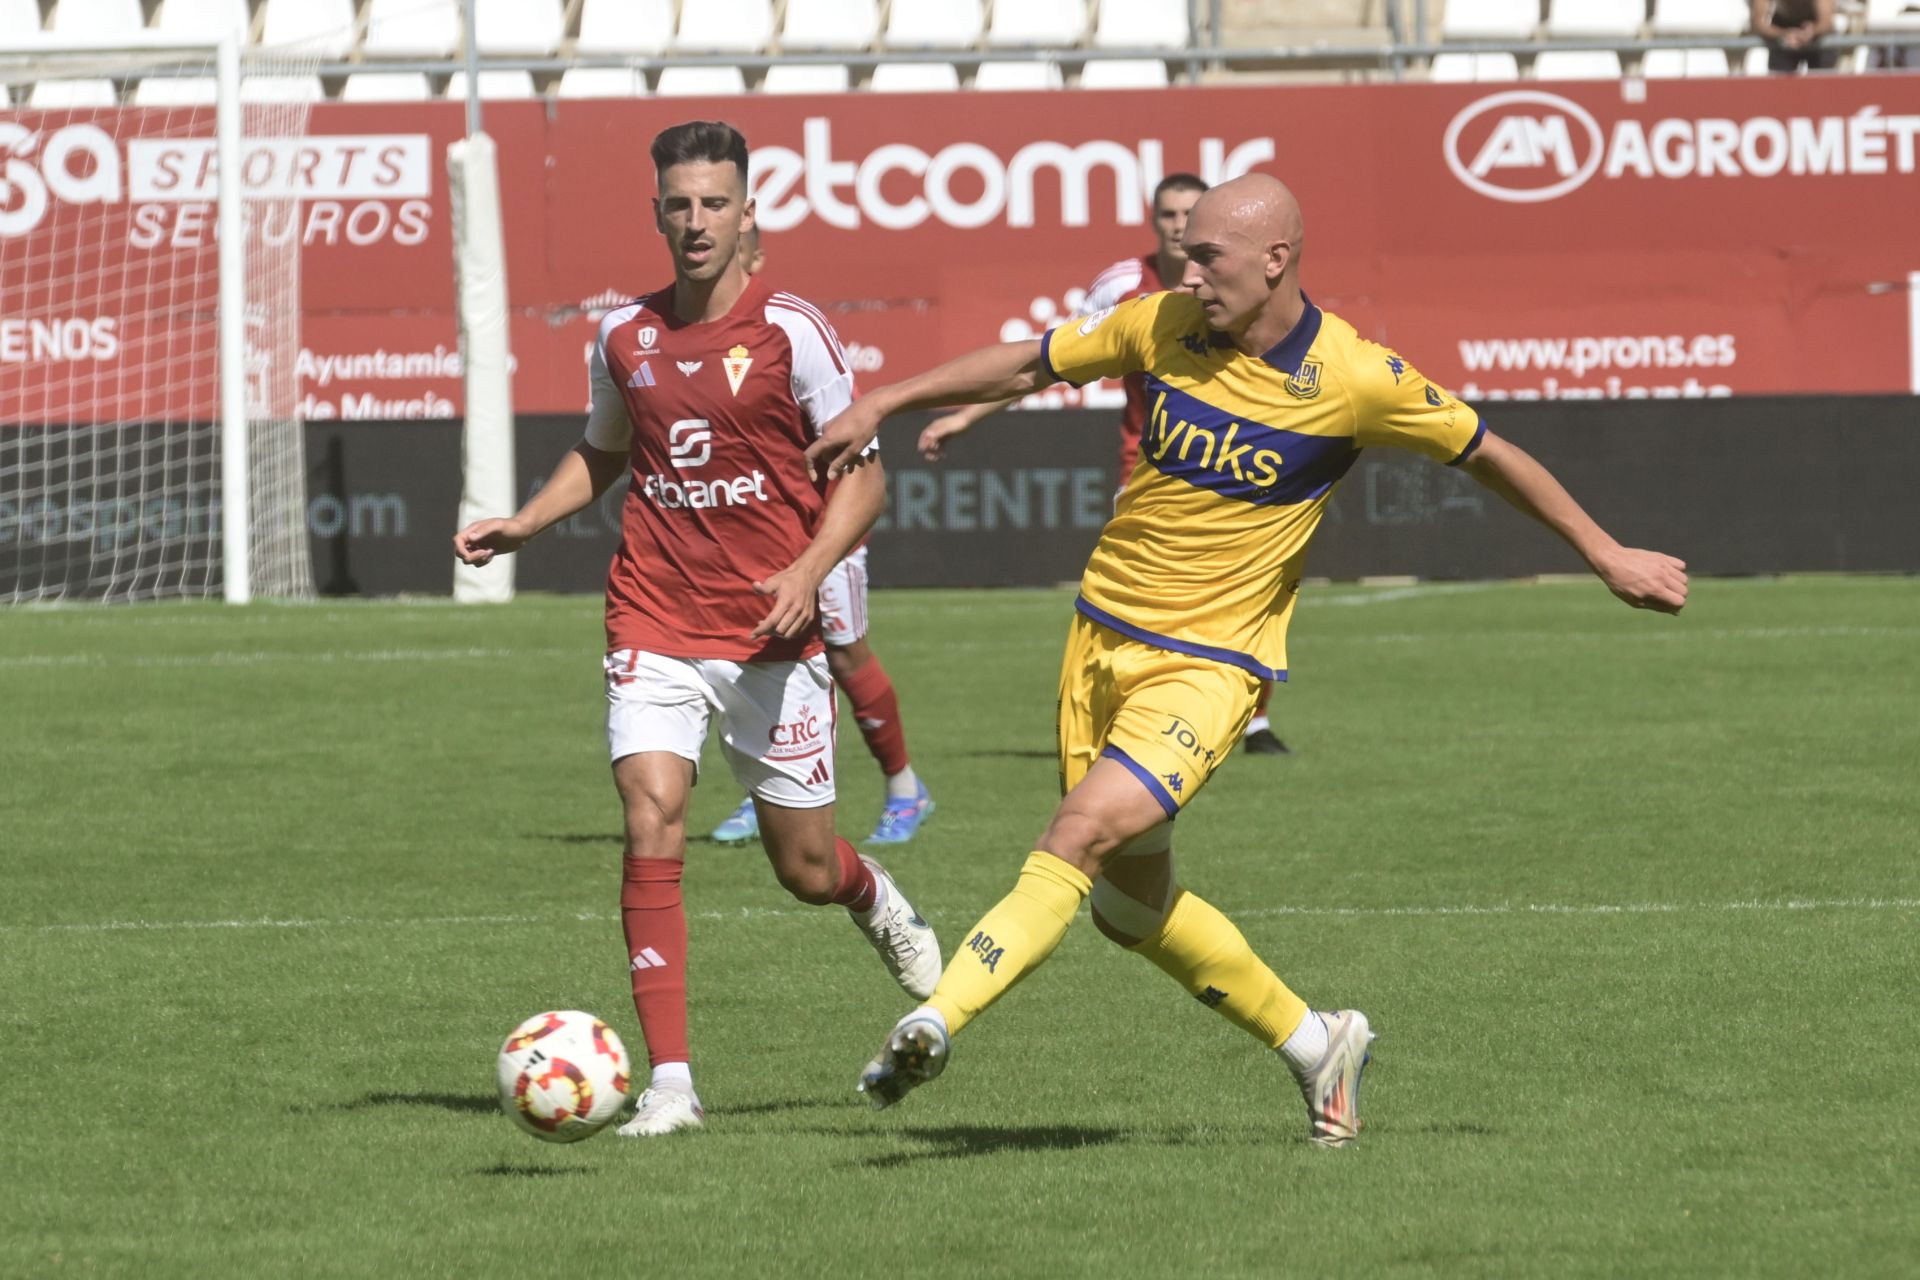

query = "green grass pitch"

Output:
[[2, 576, 1916, 1277]]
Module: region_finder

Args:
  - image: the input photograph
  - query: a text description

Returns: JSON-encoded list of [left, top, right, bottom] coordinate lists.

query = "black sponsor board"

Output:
[[9, 399, 1907, 601]]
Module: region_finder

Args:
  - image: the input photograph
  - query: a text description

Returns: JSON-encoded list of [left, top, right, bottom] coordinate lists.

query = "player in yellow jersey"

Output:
[[803, 174, 1689, 1146]]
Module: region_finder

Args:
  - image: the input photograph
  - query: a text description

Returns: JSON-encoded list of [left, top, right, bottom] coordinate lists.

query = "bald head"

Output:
[[1176, 173, 1309, 340], [1189, 173, 1304, 262]]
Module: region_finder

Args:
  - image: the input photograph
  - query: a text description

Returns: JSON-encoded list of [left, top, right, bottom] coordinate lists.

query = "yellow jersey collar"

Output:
[[1257, 293, 1322, 376]]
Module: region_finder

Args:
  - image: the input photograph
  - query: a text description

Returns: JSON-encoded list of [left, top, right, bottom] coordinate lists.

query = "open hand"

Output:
[[751, 565, 821, 639], [918, 412, 975, 461]]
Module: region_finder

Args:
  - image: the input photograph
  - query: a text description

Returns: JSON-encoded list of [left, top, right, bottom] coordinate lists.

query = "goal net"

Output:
[[0, 37, 315, 604]]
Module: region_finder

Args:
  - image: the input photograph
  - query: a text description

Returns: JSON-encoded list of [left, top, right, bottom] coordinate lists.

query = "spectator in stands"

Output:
[[1751, 0, 1838, 72]]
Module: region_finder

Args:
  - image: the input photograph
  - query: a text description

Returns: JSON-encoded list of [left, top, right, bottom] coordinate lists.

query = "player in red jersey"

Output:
[[707, 224, 934, 848], [917, 174, 1290, 755], [453, 121, 941, 1138]]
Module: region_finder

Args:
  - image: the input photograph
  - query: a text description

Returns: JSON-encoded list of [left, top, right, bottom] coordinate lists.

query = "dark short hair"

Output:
[[1153, 172, 1209, 203], [650, 120, 749, 183]]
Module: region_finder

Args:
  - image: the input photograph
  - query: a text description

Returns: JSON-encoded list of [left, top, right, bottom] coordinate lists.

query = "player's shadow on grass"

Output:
[[314, 1091, 498, 1116], [853, 1123, 1128, 1168]]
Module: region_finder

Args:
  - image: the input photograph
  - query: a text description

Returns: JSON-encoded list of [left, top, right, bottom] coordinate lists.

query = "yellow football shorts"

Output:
[[1056, 613, 1262, 818]]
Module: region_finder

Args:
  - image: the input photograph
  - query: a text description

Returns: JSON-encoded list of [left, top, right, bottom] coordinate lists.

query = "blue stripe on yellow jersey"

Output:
[[1040, 290, 1484, 680]]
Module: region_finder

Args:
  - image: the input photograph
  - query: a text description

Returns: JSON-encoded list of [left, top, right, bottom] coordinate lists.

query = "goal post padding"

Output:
[[448, 131, 516, 605]]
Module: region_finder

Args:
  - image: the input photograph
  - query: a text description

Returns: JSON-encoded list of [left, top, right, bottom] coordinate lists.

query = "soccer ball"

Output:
[[495, 1010, 632, 1143]]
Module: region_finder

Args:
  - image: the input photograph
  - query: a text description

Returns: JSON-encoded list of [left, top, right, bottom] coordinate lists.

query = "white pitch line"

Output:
[[0, 646, 578, 670], [8, 896, 1913, 938]]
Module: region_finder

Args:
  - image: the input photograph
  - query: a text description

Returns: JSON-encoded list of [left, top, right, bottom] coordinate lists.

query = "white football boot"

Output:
[[615, 1082, 704, 1138], [1293, 1009, 1376, 1147], [848, 856, 942, 999], [857, 1009, 949, 1109]]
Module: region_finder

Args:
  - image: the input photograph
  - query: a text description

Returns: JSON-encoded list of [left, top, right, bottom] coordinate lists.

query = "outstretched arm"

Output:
[[1460, 430, 1689, 613], [918, 394, 1025, 461], [805, 340, 1048, 480], [452, 442, 627, 567]]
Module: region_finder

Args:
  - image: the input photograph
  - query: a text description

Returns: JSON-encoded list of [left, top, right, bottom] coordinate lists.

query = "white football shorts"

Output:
[[605, 648, 837, 808], [816, 545, 869, 647]]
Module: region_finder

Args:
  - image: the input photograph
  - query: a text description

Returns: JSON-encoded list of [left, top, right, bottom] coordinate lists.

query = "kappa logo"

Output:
[[637, 325, 659, 353], [723, 344, 753, 396], [1284, 359, 1323, 400], [1444, 90, 1604, 204], [676, 360, 702, 376], [668, 419, 712, 468], [1162, 771, 1184, 797], [966, 930, 1005, 973], [1179, 331, 1209, 357], [627, 360, 657, 389], [1196, 985, 1228, 1008], [1385, 355, 1406, 384]]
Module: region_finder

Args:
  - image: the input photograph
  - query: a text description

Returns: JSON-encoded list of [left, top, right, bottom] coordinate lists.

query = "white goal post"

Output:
[[0, 31, 314, 604]]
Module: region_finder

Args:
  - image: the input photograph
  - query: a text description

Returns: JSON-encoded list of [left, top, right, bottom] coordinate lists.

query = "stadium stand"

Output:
[[10, 0, 1918, 101]]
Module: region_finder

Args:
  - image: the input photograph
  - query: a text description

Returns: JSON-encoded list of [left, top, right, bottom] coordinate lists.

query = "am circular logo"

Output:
[[1443, 90, 1604, 203]]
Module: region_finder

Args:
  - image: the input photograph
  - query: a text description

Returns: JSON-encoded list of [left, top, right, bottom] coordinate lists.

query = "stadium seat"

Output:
[[577, 0, 675, 54], [1642, 47, 1730, 75], [29, 78, 117, 106], [1429, 51, 1522, 80], [654, 65, 748, 95], [48, 0, 143, 38], [987, 0, 1087, 46], [1079, 58, 1172, 87], [675, 0, 775, 52], [869, 61, 962, 90], [1093, 0, 1190, 48], [0, 83, 9, 106], [1866, 0, 1920, 29], [240, 75, 325, 102], [1741, 44, 1771, 72], [781, 0, 878, 50], [557, 67, 650, 97], [1650, 0, 1747, 35], [884, 0, 984, 48], [0, 0, 41, 42], [446, 70, 538, 100], [475, 0, 564, 56], [1533, 49, 1625, 78], [154, 0, 250, 41], [363, 0, 460, 58], [974, 60, 1065, 89], [1441, 0, 1540, 39], [760, 63, 853, 92], [131, 75, 219, 103], [260, 0, 356, 57], [339, 72, 434, 101], [1545, 0, 1645, 37]]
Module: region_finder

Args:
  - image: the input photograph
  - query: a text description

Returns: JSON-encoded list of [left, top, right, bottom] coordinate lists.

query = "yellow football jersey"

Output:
[[1041, 290, 1484, 680]]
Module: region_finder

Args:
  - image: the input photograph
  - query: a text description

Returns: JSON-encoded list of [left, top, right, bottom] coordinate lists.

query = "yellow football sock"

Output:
[[1128, 888, 1308, 1048], [927, 851, 1092, 1035]]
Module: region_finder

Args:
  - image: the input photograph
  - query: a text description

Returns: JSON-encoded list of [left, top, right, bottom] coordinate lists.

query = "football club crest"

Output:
[[723, 344, 753, 396], [1425, 384, 1444, 406], [1284, 359, 1323, 400]]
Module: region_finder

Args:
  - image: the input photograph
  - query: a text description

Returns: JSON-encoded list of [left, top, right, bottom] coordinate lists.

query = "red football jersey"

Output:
[[1078, 254, 1166, 488], [584, 275, 858, 662]]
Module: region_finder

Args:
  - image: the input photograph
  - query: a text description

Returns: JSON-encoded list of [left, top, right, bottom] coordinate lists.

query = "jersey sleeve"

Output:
[[767, 298, 874, 456], [1040, 292, 1160, 388], [1348, 342, 1485, 465], [582, 320, 632, 452]]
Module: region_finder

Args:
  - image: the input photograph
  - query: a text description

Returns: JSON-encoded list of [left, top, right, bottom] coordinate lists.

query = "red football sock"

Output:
[[828, 837, 877, 913], [621, 856, 689, 1068], [840, 656, 911, 778], [1254, 680, 1274, 717]]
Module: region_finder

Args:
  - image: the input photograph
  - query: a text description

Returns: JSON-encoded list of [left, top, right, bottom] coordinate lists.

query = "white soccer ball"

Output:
[[495, 1010, 632, 1143]]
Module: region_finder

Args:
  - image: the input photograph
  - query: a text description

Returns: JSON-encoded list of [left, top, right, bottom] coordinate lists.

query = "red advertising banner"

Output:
[[4, 75, 1918, 427]]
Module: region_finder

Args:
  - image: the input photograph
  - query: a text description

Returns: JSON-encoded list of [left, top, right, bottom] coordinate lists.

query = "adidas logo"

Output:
[[629, 947, 669, 972], [627, 361, 657, 389], [803, 758, 831, 787]]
